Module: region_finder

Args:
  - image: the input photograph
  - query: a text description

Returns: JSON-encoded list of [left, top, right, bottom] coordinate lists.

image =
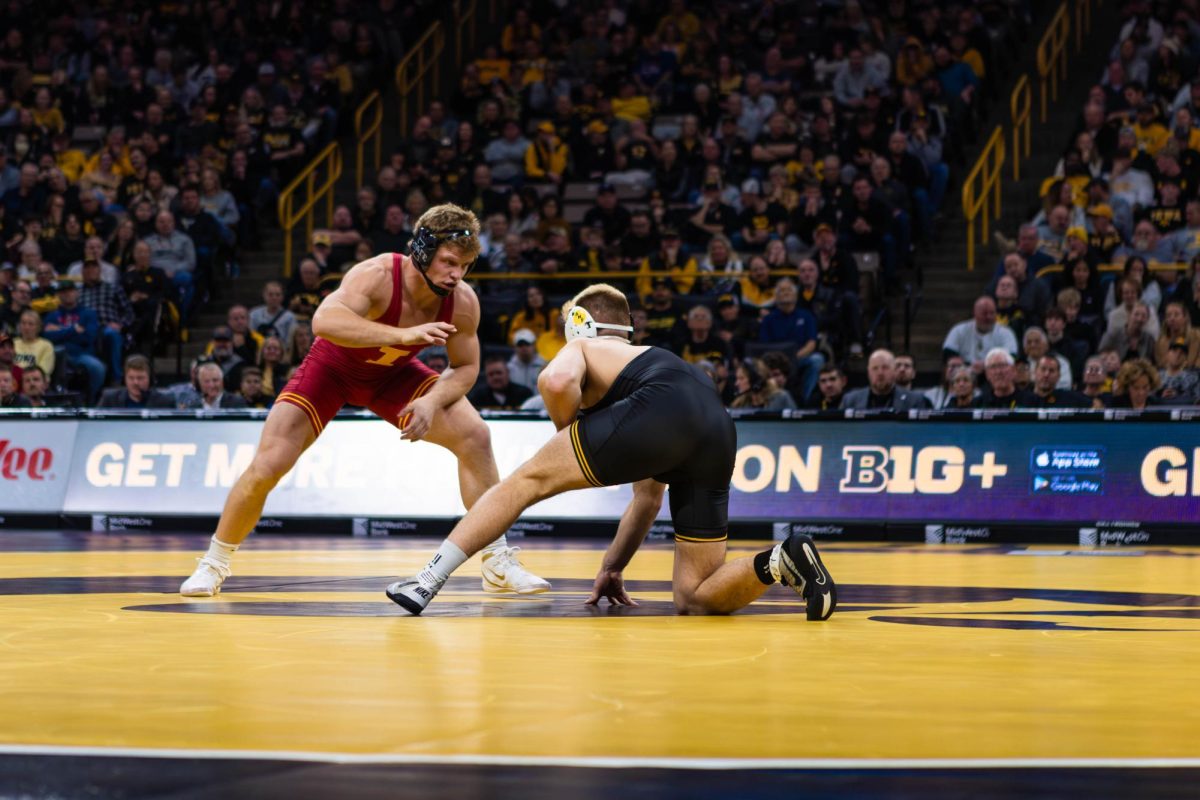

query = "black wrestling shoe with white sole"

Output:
[[778, 533, 837, 621], [386, 579, 439, 615]]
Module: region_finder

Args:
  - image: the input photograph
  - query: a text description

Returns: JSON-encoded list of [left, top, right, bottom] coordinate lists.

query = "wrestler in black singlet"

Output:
[[568, 347, 737, 541]]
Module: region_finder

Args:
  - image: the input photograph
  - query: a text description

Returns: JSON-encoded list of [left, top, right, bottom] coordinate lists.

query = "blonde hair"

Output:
[[1114, 358, 1160, 395], [563, 283, 631, 328], [413, 203, 482, 260]]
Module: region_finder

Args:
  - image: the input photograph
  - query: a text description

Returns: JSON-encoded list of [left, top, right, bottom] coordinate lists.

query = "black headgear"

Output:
[[409, 226, 477, 297]]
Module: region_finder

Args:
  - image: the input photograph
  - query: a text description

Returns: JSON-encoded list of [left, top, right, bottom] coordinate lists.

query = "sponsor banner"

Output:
[[62, 419, 644, 519], [731, 420, 1200, 524], [0, 417, 1196, 529], [0, 422, 76, 512]]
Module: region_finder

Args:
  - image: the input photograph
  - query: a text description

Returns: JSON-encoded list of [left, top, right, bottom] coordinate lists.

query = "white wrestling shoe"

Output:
[[480, 546, 550, 594], [180, 556, 232, 597]]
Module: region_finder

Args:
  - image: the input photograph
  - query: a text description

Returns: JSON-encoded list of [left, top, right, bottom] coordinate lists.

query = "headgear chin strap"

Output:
[[409, 226, 477, 297], [564, 306, 634, 342]]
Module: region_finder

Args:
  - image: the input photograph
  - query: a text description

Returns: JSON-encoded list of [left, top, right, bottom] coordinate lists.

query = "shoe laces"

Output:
[[487, 546, 522, 569], [195, 556, 231, 580]]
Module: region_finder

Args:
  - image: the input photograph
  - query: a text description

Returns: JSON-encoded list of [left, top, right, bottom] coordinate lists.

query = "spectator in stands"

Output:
[[943, 296, 1019, 373], [758, 278, 823, 402], [582, 183, 631, 245], [637, 227, 696, 300], [0, 363, 28, 407], [29, 266, 62, 316], [943, 365, 979, 409], [287, 257, 327, 318], [288, 319, 314, 366], [841, 349, 930, 411], [1106, 272, 1161, 339], [0, 279, 30, 332], [894, 354, 917, 391], [924, 354, 967, 409], [1055, 259, 1105, 323], [1044, 306, 1089, 381], [97, 355, 172, 409], [144, 209, 196, 316], [468, 355, 533, 410], [256, 336, 288, 398], [806, 364, 847, 411], [1154, 300, 1199, 367], [832, 48, 888, 111], [731, 357, 794, 411], [992, 275, 1028, 343], [20, 365, 49, 408], [1100, 300, 1157, 363], [12, 309, 53, 379], [677, 304, 731, 366], [238, 366, 274, 409], [1027, 354, 1094, 408], [1080, 355, 1110, 404], [207, 325, 245, 391], [735, 179, 787, 253], [374, 205, 411, 255], [976, 348, 1033, 409], [688, 177, 738, 246], [1117, 219, 1176, 264], [995, 224, 1055, 279], [199, 167, 239, 231], [1023, 327, 1073, 390], [506, 328, 546, 391], [196, 361, 247, 410], [44, 280, 106, 403], [0, 330, 20, 385], [524, 121, 568, 187], [839, 174, 895, 288], [811, 222, 860, 299], [1158, 337, 1200, 403], [507, 285, 553, 345], [121, 240, 167, 355], [67, 237, 119, 285], [249, 280, 296, 345], [1109, 357, 1161, 409], [224, 304, 263, 364], [483, 119, 529, 186], [78, 258, 132, 382]]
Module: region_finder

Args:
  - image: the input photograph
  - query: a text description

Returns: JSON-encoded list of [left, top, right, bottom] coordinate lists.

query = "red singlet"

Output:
[[276, 253, 455, 435]]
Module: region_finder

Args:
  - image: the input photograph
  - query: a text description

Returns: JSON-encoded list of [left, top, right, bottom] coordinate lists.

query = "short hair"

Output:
[[240, 366, 263, 380], [819, 364, 843, 377], [124, 354, 151, 373], [1044, 306, 1067, 323], [686, 304, 713, 323], [484, 354, 509, 367], [760, 350, 792, 377], [1057, 287, 1082, 308], [197, 362, 223, 380], [564, 283, 631, 330], [22, 364, 46, 380], [412, 203, 482, 260], [984, 347, 1015, 366]]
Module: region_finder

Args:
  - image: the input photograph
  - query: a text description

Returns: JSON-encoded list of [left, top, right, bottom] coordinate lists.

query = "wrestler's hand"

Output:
[[396, 321, 456, 346], [586, 568, 638, 606], [398, 396, 437, 441]]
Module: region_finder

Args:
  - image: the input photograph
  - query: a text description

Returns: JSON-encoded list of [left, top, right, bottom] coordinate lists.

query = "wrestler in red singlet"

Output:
[[276, 252, 453, 436]]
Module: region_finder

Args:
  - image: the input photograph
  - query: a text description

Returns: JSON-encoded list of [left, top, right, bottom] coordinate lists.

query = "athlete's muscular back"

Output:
[[576, 338, 651, 409]]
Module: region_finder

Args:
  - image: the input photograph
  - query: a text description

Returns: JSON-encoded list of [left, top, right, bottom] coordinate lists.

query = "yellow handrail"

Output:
[[961, 126, 1006, 271], [1075, 0, 1093, 53], [454, 0, 479, 67], [277, 142, 343, 277], [395, 22, 445, 138], [1036, 3, 1070, 123], [354, 90, 383, 189], [1010, 75, 1031, 180]]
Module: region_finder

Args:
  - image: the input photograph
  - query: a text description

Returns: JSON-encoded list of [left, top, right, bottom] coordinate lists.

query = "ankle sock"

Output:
[[753, 547, 778, 586], [206, 535, 238, 567], [417, 540, 468, 587]]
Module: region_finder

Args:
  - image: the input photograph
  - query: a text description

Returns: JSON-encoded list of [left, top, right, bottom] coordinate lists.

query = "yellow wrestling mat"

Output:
[[1, 534, 1198, 762]]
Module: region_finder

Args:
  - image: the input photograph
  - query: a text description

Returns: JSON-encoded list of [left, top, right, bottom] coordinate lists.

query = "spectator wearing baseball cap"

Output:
[[525, 120, 569, 186], [506, 328, 547, 391], [636, 225, 697, 302], [1158, 336, 1200, 403]]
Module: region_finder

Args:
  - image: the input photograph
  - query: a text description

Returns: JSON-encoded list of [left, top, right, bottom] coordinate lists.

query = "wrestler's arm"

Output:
[[417, 285, 482, 409], [312, 255, 455, 348], [537, 339, 586, 430]]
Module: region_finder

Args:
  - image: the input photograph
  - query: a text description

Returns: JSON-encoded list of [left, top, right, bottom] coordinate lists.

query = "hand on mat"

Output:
[[586, 569, 638, 606]]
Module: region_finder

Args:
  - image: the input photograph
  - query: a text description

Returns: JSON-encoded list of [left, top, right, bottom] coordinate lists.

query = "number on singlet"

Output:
[[365, 345, 414, 366]]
